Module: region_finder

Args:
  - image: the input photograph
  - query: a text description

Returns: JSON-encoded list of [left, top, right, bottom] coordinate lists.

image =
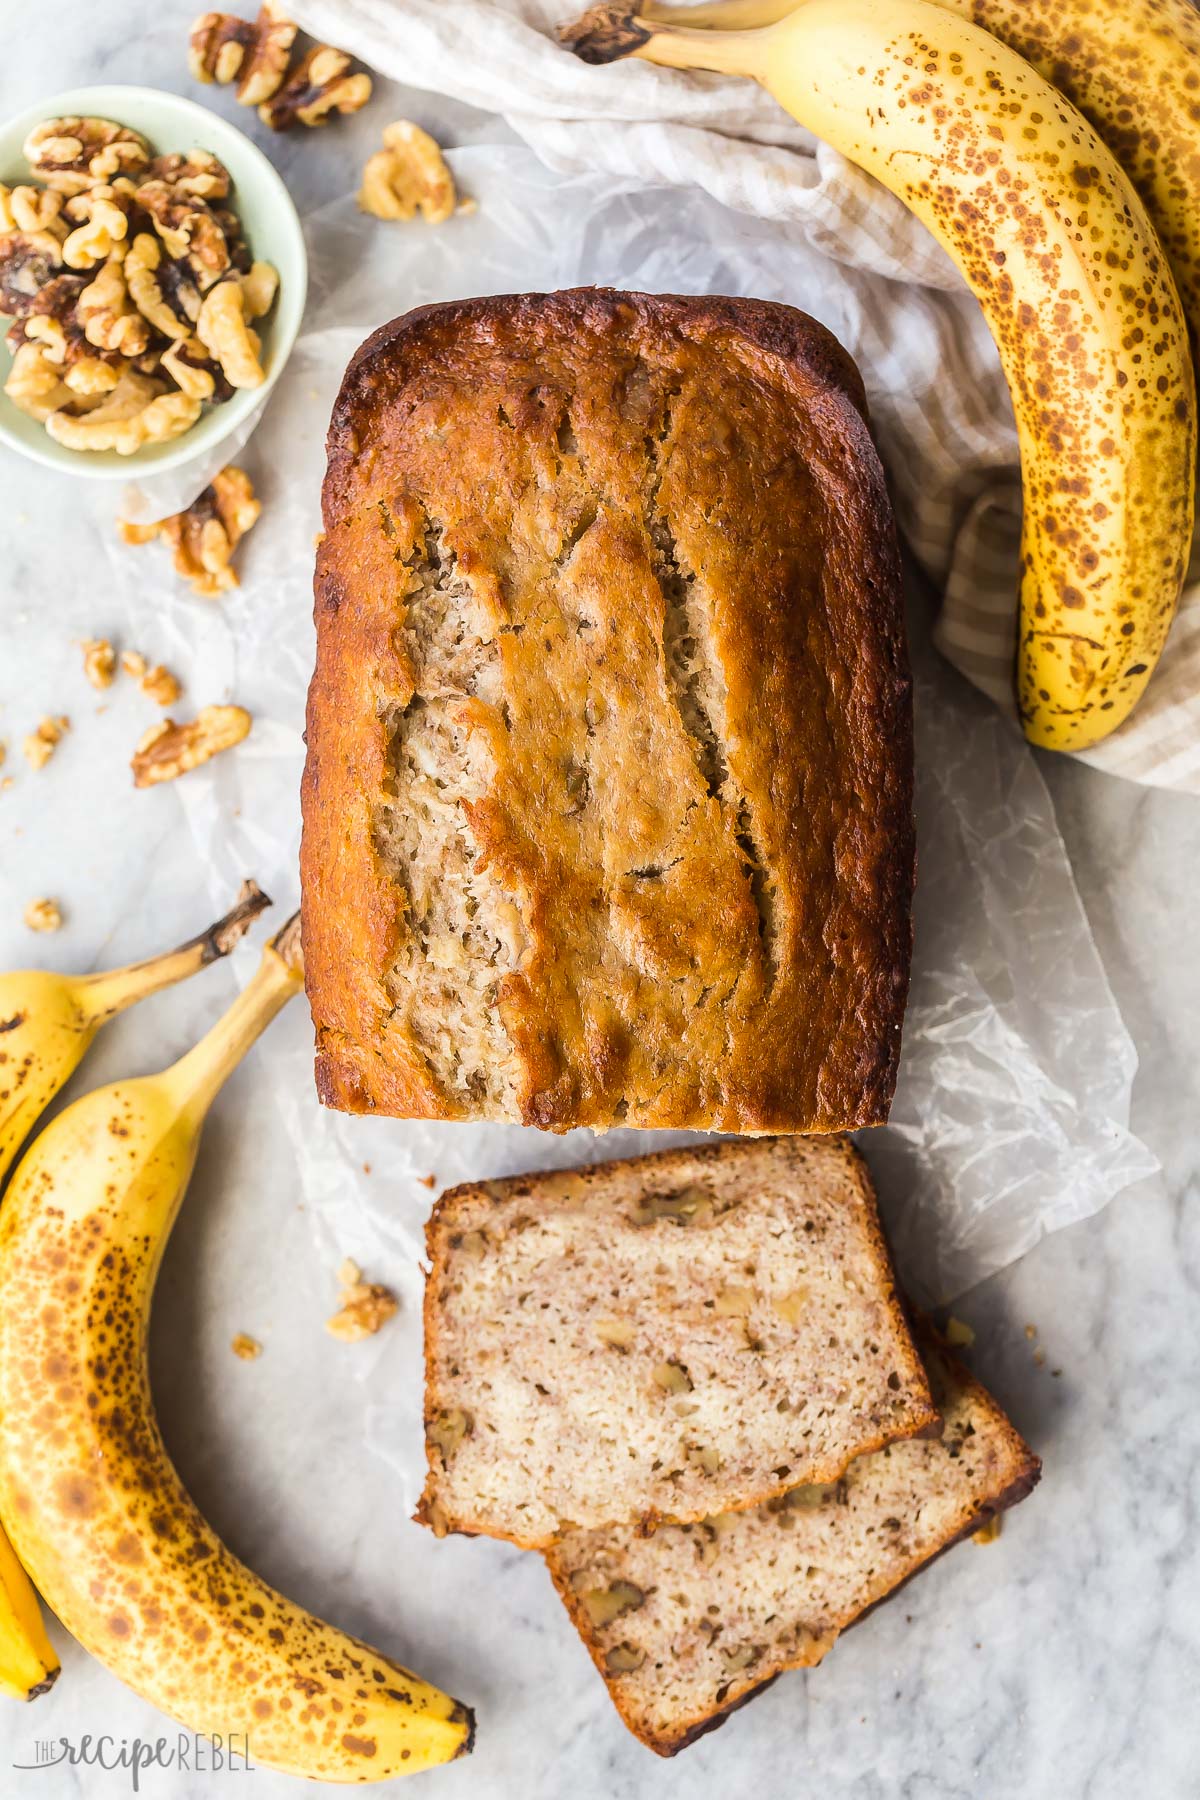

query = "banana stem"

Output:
[[73, 881, 271, 1026], [162, 910, 303, 1120], [562, 3, 767, 72]]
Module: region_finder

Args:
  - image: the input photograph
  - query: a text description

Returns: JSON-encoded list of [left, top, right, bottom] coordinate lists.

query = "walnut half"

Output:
[[358, 122, 457, 225], [131, 704, 251, 786], [23, 117, 149, 195], [189, 4, 297, 106], [118, 465, 261, 597], [258, 45, 372, 130]]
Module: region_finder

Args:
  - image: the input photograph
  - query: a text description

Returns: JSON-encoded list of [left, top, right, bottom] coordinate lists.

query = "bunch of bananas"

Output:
[[0, 894, 473, 1781], [564, 0, 1200, 753]]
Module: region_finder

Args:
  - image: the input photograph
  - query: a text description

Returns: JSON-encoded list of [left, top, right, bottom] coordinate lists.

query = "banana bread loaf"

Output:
[[416, 1137, 937, 1548], [545, 1326, 1040, 1754], [301, 288, 913, 1132]]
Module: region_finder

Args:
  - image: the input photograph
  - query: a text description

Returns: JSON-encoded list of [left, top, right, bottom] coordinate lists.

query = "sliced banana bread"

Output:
[[416, 1138, 937, 1548], [545, 1329, 1040, 1754]]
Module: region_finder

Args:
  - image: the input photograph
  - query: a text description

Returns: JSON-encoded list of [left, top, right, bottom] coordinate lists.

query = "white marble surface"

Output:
[[3, 9, 1200, 1799]]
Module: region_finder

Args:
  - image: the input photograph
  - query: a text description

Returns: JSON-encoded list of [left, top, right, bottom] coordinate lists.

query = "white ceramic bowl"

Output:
[[0, 84, 307, 479]]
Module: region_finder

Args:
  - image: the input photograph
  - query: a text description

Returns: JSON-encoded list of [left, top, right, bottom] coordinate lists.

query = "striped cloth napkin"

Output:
[[295, 0, 1200, 791]]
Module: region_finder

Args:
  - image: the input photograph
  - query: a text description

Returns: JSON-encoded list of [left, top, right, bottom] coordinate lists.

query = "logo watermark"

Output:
[[13, 1733, 253, 1791]]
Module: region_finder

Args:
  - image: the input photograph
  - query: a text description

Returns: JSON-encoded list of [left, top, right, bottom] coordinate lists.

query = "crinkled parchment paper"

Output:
[[93, 145, 1154, 1502]]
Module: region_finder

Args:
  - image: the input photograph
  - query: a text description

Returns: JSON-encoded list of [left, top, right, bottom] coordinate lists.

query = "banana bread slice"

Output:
[[545, 1329, 1040, 1754], [301, 288, 913, 1133], [416, 1138, 937, 1549]]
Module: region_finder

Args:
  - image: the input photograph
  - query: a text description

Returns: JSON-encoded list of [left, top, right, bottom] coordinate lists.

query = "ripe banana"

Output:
[[0, 880, 268, 1704], [565, 0, 1197, 751], [0, 1525, 57, 1700], [0, 916, 474, 1780], [0, 879, 269, 1181], [643, 0, 1200, 349]]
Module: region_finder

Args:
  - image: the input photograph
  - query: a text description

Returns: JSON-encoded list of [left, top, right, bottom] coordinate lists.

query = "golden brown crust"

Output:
[[301, 290, 913, 1132], [543, 1325, 1040, 1755], [416, 1137, 938, 1546]]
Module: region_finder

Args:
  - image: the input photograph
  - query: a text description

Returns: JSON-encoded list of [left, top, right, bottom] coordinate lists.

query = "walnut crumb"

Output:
[[1024, 1323, 1038, 1341], [81, 638, 116, 689], [944, 1315, 975, 1349], [326, 1259, 398, 1343], [121, 650, 148, 678], [0, 741, 6, 768], [231, 1332, 262, 1360], [24, 897, 62, 933], [1033, 1347, 1046, 1368], [22, 715, 69, 770], [141, 662, 182, 706]]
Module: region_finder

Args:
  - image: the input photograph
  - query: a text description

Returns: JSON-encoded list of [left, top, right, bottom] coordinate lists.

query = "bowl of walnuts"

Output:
[[0, 84, 307, 477]]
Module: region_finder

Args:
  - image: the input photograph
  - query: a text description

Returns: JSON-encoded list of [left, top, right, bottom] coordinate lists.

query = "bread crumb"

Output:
[[1033, 1347, 1046, 1368], [0, 741, 6, 768], [1024, 1323, 1037, 1340], [418, 1172, 437, 1189], [81, 639, 116, 689], [327, 1258, 398, 1342], [362, 1162, 372, 1175], [231, 1332, 262, 1360], [943, 1315, 975, 1348], [1, 777, 12, 792], [972, 1514, 1001, 1545], [24, 897, 62, 933], [22, 716, 69, 770]]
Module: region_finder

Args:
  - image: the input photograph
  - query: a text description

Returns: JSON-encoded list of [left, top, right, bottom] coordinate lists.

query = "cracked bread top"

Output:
[[301, 289, 913, 1131], [545, 1327, 1040, 1754], [416, 1137, 937, 1548]]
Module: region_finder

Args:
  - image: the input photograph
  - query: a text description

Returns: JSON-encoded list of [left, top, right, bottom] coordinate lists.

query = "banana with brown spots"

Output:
[[0, 915, 474, 1778], [563, 0, 1197, 750], [641, 0, 1200, 351], [0, 880, 269, 1702]]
